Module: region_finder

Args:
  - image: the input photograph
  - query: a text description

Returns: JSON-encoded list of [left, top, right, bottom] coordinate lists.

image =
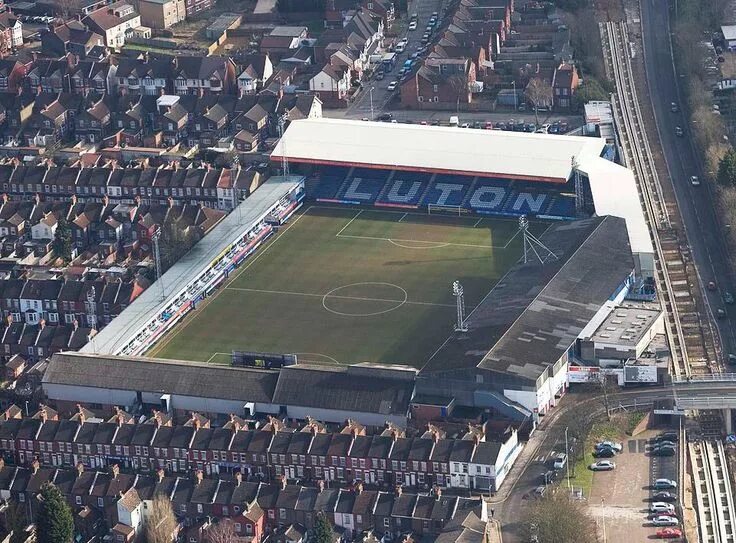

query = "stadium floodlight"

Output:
[[519, 214, 558, 265], [453, 280, 468, 332]]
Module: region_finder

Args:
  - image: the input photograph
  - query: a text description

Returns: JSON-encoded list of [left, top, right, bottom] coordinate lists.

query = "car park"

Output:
[[652, 516, 679, 527], [650, 502, 675, 514], [653, 491, 677, 502], [657, 528, 683, 539], [589, 460, 615, 471], [653, 478, 677, 490], [675, 126, 684, 137]]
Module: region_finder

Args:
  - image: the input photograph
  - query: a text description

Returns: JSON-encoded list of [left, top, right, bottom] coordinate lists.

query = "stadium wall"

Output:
[[282, 406, 408, 428]]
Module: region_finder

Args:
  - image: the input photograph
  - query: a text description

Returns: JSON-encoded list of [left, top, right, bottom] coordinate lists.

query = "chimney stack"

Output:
[[235, 471, 242, 487], [356, 482, 363, 494], [192, 414, 201, 431], [156, 468, 165, 483], [395, 485, 402, 497], [111, 464, 120, 479], [76, 462, 84, 477], [280, 474, 287, 490], [39, 319, 45, 330], [195, 470, 203, 485], [433, 486, 441, 501], [31, 458, 39, 474], [317, 479, 325, 492], [39, 407, 48, 423]]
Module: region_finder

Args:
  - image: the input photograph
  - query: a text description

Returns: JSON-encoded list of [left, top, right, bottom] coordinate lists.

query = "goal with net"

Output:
[[427, 204, 469, 216]]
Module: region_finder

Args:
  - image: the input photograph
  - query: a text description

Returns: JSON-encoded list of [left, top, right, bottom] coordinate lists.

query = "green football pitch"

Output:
[[147, 205, 546, 368]]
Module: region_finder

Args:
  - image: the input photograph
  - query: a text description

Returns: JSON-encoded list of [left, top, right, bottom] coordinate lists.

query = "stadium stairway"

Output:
[[416, 173, 437, 205], [374, 170, 398, 203], [460, 177, 480, 209]]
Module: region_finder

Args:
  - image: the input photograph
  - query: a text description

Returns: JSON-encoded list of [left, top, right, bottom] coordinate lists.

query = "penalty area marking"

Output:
[[288, 352, 341, 365]]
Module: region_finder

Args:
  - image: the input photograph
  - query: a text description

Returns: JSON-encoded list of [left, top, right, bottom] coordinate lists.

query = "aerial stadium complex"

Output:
[[44, 118, 653, 423]]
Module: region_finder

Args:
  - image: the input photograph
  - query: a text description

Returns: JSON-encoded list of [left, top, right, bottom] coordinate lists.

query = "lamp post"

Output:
[[370, 86, 375, 121], [512, 81, 517, 111], [565, 426, 572, 495]]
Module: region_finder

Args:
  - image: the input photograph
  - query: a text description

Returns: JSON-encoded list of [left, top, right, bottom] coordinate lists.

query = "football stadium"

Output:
[[51, 118, 653, 419]]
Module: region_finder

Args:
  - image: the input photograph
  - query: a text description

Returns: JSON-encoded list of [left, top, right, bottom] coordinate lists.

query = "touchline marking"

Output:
[[398, 213, 408, 223], [335, 209, 363, 237], [206, 352, 225, 363], [226, 286, 456, 308], [473, 218, 483, 227], [146, 208, 312, 357]]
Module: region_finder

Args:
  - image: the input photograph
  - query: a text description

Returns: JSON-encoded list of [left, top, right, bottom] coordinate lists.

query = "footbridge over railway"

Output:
[[670, 374, 736, 432]]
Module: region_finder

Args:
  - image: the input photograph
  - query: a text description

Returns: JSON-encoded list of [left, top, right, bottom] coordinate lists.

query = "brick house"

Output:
[[551, 62, 579, 110], [400, 58, 476, 110]]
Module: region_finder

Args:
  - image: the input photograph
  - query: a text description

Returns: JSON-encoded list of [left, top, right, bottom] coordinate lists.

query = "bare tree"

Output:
[[521, 491, 598, 543], [447, 73, 469, 114], [524, 77, 553, 127], [206, 520, 237, 543], [146, 495, 178, 543]]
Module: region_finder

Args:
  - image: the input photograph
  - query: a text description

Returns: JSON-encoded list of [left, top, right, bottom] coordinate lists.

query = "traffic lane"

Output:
[[641, 0, 736, 354]]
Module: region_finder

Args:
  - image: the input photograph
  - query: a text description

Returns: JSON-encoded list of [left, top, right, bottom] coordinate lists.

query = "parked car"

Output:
[[485, 121, 493, 129], [675, 126, 684, 137], [473, 121, 482, 129], [690, 175, 700, 186], [650, 502, 675, 514], [652, 516, 679, 527], [656, 528, 683, 539], [653, 491, 677, 502], [653, 478, 677, 490], [553, 452, 568, 469], [375, 71, 385, 80], [652, 446, 676, 457], [430, 119, 440, 126], [671, 102, 678, 113], [408, 21, 417, 30], [589, 460, 615, 471], [387, 81, 398, 91], [595, 441, 623, 452], [548, 123, 560, 134], [718, 307, 727, 319], [656, 432, 679, 443], [725, 291, 734, 304], [707, 281, 717, 291], [593, 448, 615, 458], [377, 113, 393, 121]]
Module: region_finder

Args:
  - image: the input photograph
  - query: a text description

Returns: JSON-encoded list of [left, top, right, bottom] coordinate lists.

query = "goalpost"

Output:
[[427, 204, 468, 216]]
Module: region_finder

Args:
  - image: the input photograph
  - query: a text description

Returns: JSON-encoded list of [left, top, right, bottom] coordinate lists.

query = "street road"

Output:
[[640, 0, 736, 357]]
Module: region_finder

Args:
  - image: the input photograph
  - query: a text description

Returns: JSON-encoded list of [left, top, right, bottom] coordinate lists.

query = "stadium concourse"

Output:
[[42, 119, 653, 426], [272, 117, 653, 277]]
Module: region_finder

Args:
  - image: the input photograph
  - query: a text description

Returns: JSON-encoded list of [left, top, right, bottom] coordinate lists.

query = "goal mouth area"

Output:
[[427, 204, 470, 216]]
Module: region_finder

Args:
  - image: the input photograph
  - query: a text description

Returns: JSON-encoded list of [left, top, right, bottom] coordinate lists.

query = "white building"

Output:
[[84, 2, 141, 48], [31, 214, 57, 240]]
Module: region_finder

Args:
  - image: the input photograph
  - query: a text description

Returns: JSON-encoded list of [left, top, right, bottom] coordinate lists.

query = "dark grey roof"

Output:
[[44, 352, 279, 404], [471, 441, 500, 466], [422, 216, 634, 384], [272, 364, 415, 416]]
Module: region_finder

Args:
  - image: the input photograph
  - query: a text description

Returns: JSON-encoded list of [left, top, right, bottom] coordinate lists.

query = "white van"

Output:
[[650, 502, 675, 514], [449, 115, 459, 126]]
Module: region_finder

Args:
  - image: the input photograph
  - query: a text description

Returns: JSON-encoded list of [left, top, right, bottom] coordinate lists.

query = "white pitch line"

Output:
[[227, 286, 456, 308], [335, 209, 363, 237], [206, 352, 224, 363], [473, 218, 483, 227], [337, 233, 500, 249], [398, 213, 408, 223]]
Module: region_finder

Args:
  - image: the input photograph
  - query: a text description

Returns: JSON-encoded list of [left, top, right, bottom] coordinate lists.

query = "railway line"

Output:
[[689, 440, 736, 543], [602, 19, 734, 543], [601, 20, 715, 379]]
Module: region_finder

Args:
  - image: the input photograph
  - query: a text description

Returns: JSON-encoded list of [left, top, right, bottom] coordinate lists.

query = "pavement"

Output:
[[639, 0, 736, 358]]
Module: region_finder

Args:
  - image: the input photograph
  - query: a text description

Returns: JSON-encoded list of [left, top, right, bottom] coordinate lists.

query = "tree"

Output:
[[718, 148, 736, 187], [524, 78, 553, 127], [37, 483, 74, 543], [313, 513, 334, 543], [6, 501, 28, 543], [157, 213, 196, 273], [448, 73, 469, 114], [145, 495, 178, 543], [521, 491, 597, 543], [206, 520, 236, 543], [572, 77, 610, 111], [53, 216, 73, 262]]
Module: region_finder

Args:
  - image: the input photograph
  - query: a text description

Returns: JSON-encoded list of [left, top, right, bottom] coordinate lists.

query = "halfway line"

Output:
[[226, 286, 455, 307]]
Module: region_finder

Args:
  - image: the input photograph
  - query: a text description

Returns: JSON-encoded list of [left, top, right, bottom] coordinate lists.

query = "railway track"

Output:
[[689, 440, 736, 543], [601, 20, 716, 379]]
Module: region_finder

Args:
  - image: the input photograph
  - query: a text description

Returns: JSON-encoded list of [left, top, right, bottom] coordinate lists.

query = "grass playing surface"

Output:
[[147, 206, 545, 368]]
